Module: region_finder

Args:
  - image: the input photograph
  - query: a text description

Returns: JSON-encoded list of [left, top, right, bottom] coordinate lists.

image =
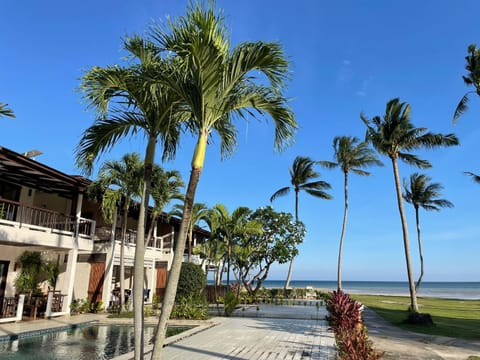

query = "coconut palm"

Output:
[[169, 202, 209, 261], [361, 98, 459, 313], [319, 136, 382, 290], [403, 173, 453, 291], [0, 102, 15, 118], [95, 153, 143, 312], [453, 44, 480, 123], [149, 4, 296, 357], [270, 156, 332, 291], [76, 36, 183, 360], [146, 166, 184, 247]]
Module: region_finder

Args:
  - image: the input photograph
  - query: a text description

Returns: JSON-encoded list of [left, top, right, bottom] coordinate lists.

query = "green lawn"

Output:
[[352, 294, 480, 340]]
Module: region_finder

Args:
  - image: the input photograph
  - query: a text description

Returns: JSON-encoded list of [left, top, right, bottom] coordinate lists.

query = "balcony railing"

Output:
[[94, 226, 173, 253], [0, 198, 95, 239]]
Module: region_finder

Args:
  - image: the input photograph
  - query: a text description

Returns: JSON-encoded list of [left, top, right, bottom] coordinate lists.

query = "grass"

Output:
[[352, 294, 480, 340]]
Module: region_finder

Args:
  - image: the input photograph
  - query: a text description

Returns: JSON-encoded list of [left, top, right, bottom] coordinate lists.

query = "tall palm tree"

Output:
[[362, 98, 459, 313], [169, 202, 209, 261], [149, 4, 296, 357], [270, 156, 332, 291], [96, 153, 143, 313], [319, 136, 382, 290], [0, 102, 15, 118], [76, 36, 183, 360], [403, 173, 453, 292], [453, 44, 480, 123], [146, 166, 184, 247]]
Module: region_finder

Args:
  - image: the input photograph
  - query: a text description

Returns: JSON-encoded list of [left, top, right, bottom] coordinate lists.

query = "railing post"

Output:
[[45, 291, 54, 318], [16, 295, 25, 322]]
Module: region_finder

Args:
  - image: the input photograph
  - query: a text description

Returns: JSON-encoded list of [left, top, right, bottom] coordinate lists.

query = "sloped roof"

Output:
[[0, 146, 89, 198]]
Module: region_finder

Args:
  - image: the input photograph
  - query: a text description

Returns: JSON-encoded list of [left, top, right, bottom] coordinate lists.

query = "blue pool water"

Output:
[[0, 324, 158, 359]]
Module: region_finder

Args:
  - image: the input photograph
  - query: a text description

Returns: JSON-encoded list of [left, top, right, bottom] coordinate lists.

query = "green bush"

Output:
[[176, 262, 206, 299], [171, 294, 208, 320], [223, 290, 239, 316]]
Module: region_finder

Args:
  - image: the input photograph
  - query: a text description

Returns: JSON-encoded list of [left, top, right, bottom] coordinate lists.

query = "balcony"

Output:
[[0, 198, 96, 250], [94, 227, 174, 254]]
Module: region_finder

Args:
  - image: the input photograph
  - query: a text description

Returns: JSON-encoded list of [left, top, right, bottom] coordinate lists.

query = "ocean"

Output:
[[253, 280, 480, 300]]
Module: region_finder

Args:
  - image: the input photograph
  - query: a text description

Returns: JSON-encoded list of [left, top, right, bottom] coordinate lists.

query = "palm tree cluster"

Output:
[[68, 1, 476, 357], [76, 3, 296, 359], [0, 102, 15, 118]]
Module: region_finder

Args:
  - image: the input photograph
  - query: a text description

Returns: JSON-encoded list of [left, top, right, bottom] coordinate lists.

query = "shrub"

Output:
[[223, 289, 239, 316], [171, 294, 208, 320], [327, 290, 383, 360], [176, 262, 206, 299]]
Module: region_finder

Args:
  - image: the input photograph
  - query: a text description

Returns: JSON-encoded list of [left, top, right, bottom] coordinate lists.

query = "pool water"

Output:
[[0, 324, 186, 359]]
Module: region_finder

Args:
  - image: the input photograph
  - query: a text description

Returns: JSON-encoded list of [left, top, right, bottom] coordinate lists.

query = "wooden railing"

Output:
[[0, 297, 18, 318], [0, 198, 95, 239]]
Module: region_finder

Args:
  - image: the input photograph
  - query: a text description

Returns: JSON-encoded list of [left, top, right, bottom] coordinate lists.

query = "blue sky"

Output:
[[1, 1, 479, 282]]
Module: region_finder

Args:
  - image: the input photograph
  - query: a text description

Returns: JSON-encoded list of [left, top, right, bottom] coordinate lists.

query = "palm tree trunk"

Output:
[[337, 172, 349, 291], [391, 158, 418, 313], [120, 201, 128, 313], [151, 132, 206, 360], [284, 190, 299, 291], [133, 137, 156, 360], [414, 206, 424, 292]]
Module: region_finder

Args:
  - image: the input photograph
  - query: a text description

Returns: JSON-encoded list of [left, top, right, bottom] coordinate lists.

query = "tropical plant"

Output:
[[208, 204, 260, 286], [76, 36, 182, 360], [169, 202, 209, 261], [0, 102, 15, 118], [146, 166, 184, 247], [453, 44, 480, 123], [319, 136, 382, 290], [149, 3, 297, 357], [93, 153, 143, 313], [361, 98, 459, 313], [14, 251, 59, 299], [403, 173, 453, 291], [270, 156, 332, 290]]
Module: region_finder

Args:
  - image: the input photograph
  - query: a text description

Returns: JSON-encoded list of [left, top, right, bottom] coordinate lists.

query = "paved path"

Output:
[[155, 305, 336, 360]]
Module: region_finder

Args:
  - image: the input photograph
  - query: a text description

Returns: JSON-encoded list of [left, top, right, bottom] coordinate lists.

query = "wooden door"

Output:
[[155, 262, 168, 301], [88, 262, 105, 303], [0, 261, 8, 298]]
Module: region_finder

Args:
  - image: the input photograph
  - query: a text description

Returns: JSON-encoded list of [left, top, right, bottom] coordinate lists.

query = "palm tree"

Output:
[[0, 102, 15, 118], [319, 136, 382, 290], [361, 98, 459, 313], [169, 202, 209, 261], [95, 153, 143, 312], [270, 156, 332, 291], [149, 4, 297, 357], [146, 166, 184, 247], [453, 44, 480, 123], [403, 173, 453, 292], [209, 204, 259, 286], [76, 36, 182, 360]]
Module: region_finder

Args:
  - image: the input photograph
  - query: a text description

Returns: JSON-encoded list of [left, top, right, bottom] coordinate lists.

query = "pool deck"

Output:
[[0, 304, 337, 359]]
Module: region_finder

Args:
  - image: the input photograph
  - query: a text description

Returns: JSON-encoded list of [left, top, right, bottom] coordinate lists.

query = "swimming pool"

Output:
[[0, 324, 186, 359]]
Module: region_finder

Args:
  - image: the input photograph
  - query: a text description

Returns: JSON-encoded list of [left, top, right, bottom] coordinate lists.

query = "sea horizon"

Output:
[[211, 280, 480, 300]]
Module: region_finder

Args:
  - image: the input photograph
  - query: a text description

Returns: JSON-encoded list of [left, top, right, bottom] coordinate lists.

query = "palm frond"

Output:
[[270, 187, 290, 202], [0, 103, 15, 118], [465, 171, 480, 184], [398, 153, 431, 169], [453, 93, 471, 124]]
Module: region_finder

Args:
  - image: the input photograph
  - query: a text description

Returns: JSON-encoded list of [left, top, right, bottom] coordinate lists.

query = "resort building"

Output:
[[0, 146, 209, 322]]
